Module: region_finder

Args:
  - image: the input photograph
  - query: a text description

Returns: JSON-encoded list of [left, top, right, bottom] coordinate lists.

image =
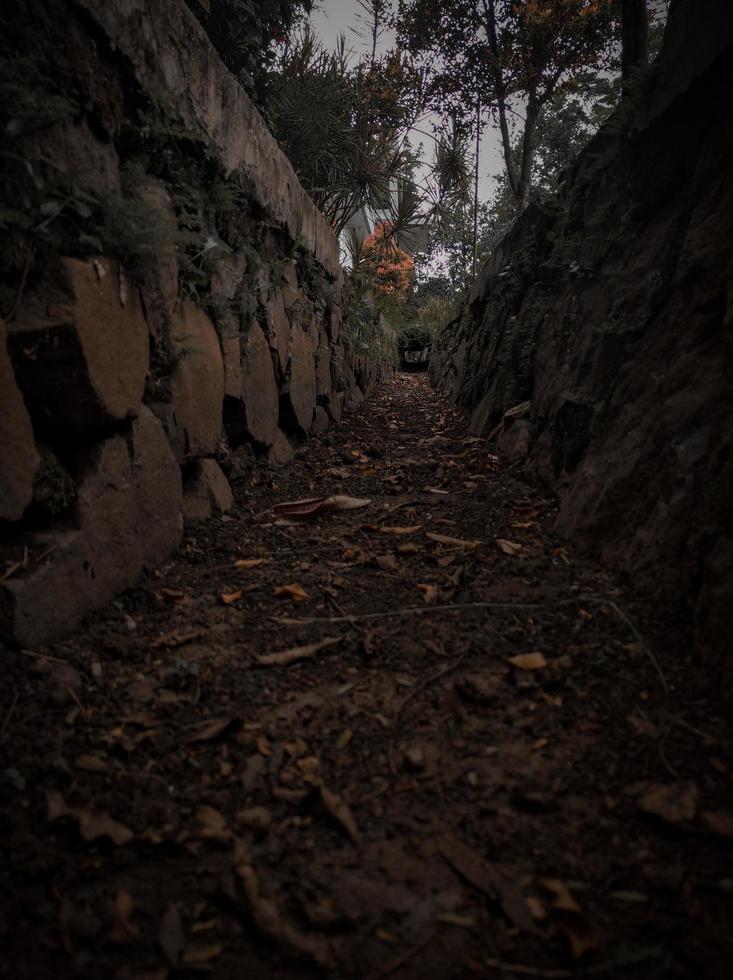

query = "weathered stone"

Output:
[[222, 337, 241, 399], [327, 392, 344, 423], [280, 263, 299, 308], [316, 345, 332, 400], [183, 459, 233, 522], [497, 419, 530, 464], [267, 429, 295, 466], [282, 325, 316, 434], [0, 318, 39, 522], [7, 257, 148, 443], [311, 406, 330, 435], [241, 322, 279, 447], [266, 293, 290, 374], [430, 10, 733, 688], [76, 0, 340, 277], [163, 302, 224, 461], [211, 253, 248, 301], [344, 386, 365, 411], [0, 408, 182, 647], [133, 178, 179, 344]]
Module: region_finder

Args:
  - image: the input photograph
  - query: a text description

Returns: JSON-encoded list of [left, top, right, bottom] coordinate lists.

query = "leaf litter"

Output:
[[3, 374, 732, 980]]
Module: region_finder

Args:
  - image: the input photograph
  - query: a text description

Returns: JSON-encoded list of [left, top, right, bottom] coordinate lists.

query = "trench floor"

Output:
[[2, 373, 732, 980]]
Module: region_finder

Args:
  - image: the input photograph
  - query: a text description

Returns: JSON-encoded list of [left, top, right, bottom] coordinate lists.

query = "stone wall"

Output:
[[0, 0, 392, 646], [430, 1, 733, 687]]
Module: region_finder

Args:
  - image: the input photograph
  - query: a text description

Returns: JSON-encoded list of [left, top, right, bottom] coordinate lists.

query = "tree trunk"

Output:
[[472, 99, 481, 283], [621, 0, 649, 93], [482, 0, 520, 201], [517, 86, 538, 212]]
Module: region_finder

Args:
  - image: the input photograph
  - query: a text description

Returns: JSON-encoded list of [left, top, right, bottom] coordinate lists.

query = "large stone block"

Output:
[[0, 408, 182, 647], [163, 302, 224, 461], [183, 458, 233, 523], [266, 293, 291, 375], [0, 318, 40, 522], [7, 257, 149, 443], [133, 178, 179, 344], [241, 322, 279, 447], [282, 324, 316, 434]]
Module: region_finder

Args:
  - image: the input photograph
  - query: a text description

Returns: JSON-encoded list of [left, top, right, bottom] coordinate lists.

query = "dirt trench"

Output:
[[1, 374, 732, 980]]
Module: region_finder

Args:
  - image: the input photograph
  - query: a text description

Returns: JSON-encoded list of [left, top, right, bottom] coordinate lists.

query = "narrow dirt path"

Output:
[[2, 375, 732, 980]]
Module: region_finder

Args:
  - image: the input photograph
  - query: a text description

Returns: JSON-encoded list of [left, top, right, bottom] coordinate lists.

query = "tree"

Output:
[[396, 0, 618, 211], [264, 27, 427, 236], [621, 0, 648, 90], [362, 221, 415, 300]]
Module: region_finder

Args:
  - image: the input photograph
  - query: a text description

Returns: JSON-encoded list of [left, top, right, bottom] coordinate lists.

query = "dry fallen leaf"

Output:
[[151, 627, 207, 650], [237, 864, 332, 965], [75, 754, 108, 772], [190, 717, 241, 742], [272, 495, 371, 524], [110, 888, 139, 943], [182, 944, 224, 964], [220, 589, 243, 605], [273, 584, 310, 603], [699, 810, 733, 839], [426, 532, 481, 550], [195, 805, 230, 842], [496, 538, 523, 556], [158, 904, 185, 967], [46, 791, 134, 846], [255, 635, 342, 668], [233, 558, 266, 570], [320, 785, 360, 844], [417, 583, 439, 604], [379, 525, 422, 535], [638, 782, 699, 824], [374, 554, 398, 572], [508, 652, 547, 670]]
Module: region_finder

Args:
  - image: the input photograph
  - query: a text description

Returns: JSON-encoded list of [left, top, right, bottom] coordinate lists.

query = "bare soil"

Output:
[[1, 374, 732, 980]]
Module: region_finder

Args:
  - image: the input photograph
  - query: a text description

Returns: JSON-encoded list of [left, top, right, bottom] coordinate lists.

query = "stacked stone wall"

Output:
[[0, 0, 392, 646], [430, 2, 733, 687]]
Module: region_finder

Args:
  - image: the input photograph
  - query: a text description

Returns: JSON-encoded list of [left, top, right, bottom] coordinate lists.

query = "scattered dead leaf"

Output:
[[182, 945, 224, 965], [417, 583, 439, 604], [426, 532, 481, 550], [233, 558, 266, 570], [110, 888, 139, 943], [320, 785, 360, 844], [236, 864, 332, 965], [46, 791, 134, 846], [508, 652, 547, 670], [151, 627, 207, 650], [699, 810, 733, 838], [638, 782, 698, 825], [379, 526, 421, 535], [495, 539, 523, 556], [220, 589, 243, 605], [272, 495, 371, 524], [273, 584, 310, 603], [158, 905, 184, 968], [255, 635, 342, 667]]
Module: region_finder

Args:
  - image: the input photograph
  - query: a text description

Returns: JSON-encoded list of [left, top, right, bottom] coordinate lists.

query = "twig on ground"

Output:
[[483, 944, 662, 977], [18, 648, 70, 665], [275, 596, 585, 627]]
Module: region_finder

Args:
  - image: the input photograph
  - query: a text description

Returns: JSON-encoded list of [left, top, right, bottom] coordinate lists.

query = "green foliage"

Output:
[[185, 0, 312, 105]]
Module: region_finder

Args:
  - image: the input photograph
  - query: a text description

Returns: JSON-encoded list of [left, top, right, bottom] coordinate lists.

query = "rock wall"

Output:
[[0, 0, 392, 646], [431, 0, 733, 687]]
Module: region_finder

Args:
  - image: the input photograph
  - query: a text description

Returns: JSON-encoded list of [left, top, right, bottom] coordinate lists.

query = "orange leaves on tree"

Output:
[[363, 221, 414, 301]]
